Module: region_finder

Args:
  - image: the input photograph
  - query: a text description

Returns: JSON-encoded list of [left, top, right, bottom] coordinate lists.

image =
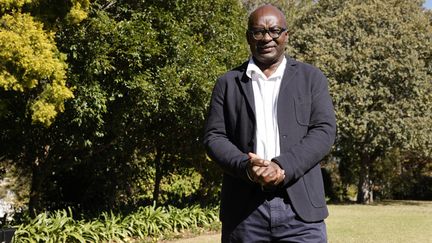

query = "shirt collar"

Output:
[[246, 56, 287, 81]]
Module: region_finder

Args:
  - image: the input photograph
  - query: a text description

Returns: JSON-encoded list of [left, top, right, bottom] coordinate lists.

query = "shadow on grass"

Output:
[[328, 199, 430, 206], [372, 200, 430, 206]]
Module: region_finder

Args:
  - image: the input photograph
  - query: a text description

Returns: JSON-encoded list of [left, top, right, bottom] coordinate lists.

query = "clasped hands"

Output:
[[247, 152, 285, 189]]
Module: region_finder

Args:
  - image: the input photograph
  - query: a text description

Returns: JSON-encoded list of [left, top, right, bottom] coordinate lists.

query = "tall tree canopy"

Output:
[[2, 0, 249, 213], [0, 0, 91, 214], [289, 0, 432, 203]]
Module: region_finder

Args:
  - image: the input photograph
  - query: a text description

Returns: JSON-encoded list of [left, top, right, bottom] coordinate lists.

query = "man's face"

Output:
[[247, 7, 288, 66]]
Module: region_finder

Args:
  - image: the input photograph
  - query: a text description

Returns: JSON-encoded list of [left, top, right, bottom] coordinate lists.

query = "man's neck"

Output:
[[253, 56, 285, 78]]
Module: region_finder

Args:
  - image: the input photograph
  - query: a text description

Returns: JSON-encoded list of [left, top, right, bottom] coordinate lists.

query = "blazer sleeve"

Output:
[[203, 77, 252, 183], [273, 68, 336, 185]]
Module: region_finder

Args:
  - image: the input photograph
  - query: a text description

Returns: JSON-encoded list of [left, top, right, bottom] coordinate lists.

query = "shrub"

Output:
[[13, 204, 219, 242]]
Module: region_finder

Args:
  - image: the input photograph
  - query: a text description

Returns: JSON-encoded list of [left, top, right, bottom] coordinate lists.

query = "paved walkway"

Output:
[[167, 233, 220, 243]]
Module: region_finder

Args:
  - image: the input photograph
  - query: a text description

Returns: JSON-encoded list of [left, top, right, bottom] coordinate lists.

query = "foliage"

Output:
[[321, 158, 347, 202], [384, 151, 432, 200], [66, 0, 91, 24], [0, 0, 90, 127], [0, 0, 32, 13], [159, 168, 202, 207], [1, 0, 248, 214], [0, 0, 92, 216], [0, 12, 73, 126], [289, 0, 432, 203], [35, 0, 249, 211], [13, 204, 220, 242]]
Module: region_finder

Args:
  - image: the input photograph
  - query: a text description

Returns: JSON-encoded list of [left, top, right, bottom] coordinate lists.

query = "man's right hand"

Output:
[[247, 152, 285, 188]]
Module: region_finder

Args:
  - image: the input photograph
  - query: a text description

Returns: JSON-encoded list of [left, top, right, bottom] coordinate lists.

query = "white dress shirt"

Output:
[[246, 57, 286, 161]]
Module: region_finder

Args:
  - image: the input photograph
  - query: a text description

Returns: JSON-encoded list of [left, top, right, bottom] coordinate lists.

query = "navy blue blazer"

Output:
[[203, 56, 336, 224]]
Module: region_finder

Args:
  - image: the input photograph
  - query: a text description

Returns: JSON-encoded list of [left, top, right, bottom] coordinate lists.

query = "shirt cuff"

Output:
[[245, 163, 254, 182]]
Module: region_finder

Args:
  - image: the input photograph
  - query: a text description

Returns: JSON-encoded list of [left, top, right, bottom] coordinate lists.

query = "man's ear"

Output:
[[283, 31, 289, 44], [246, 31, 252, 45]]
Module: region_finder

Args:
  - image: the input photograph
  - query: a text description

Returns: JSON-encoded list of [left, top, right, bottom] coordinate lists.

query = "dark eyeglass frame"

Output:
[[248, 27, 287, 40]]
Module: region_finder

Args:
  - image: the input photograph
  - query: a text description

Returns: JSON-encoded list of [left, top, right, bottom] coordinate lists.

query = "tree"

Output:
[[0, 14, 73, 127], [0, 0, 249, 213], [0, 0, 91, 214], [289, 0, 432, 203]]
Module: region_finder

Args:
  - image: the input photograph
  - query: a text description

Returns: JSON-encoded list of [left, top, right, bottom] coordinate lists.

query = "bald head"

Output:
[[248, 5, 287, 30]]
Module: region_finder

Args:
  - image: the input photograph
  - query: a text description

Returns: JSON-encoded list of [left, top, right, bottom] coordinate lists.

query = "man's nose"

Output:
[[262, 31, 273, 41]]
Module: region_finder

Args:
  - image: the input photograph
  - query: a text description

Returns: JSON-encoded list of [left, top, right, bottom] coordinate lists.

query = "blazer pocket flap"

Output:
[[294, 96, 311, 126], [303, 167, 326, 208]]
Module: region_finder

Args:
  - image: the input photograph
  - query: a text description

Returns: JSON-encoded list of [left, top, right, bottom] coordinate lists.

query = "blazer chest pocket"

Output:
[[294, 96, 311, 126]]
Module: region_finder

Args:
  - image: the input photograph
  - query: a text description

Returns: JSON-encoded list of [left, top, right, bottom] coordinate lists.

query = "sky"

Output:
[[424, 0, 432, 9]]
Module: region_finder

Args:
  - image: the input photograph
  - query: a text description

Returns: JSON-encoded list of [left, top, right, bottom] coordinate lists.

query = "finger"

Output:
[[276, 173, 285, 185], [250, 166, 262, 181], [254, 166, 267, 176], [264, 164, 280, 177], [265, 167, 285, 185], [250, 158, 270, 167], [268, 168, 283, 185], [248, 152, 271, 166], [257, 167, 273, 184], [249, 154, 268, 166], [260, 168, 274, 180], [248, 152, 259, 159]]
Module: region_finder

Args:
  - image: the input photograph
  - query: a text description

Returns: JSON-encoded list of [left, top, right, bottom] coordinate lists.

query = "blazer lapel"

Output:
[[237, 56, 298, 120], [279, 56, 298, 95], [237, 66, 256, 118]]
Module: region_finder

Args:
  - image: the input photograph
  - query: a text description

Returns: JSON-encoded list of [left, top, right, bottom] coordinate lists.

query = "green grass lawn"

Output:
[[169, 200, 432, 243], [327, 200, 432, 243]]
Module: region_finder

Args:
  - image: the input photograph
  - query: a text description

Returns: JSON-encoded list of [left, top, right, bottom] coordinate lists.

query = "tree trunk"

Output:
[[28, 145, 51, 217], [357, 154, 373, 204], [152, 147, 163, 206], [28, 161, 43, 216]]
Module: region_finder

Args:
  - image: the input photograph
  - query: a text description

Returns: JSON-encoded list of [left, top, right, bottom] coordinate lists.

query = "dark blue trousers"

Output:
[[221, 195, 327, 243]]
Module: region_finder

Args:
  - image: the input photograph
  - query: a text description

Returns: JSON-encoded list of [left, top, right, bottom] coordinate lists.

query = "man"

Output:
[[203, 4, 336, 242]]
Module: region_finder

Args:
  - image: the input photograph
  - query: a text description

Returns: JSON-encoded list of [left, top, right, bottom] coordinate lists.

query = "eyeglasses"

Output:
[[248, 27, 287, 40]]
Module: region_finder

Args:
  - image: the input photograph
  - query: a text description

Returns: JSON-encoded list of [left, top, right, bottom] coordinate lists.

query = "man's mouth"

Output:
[[257, 45, 275, 53]]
